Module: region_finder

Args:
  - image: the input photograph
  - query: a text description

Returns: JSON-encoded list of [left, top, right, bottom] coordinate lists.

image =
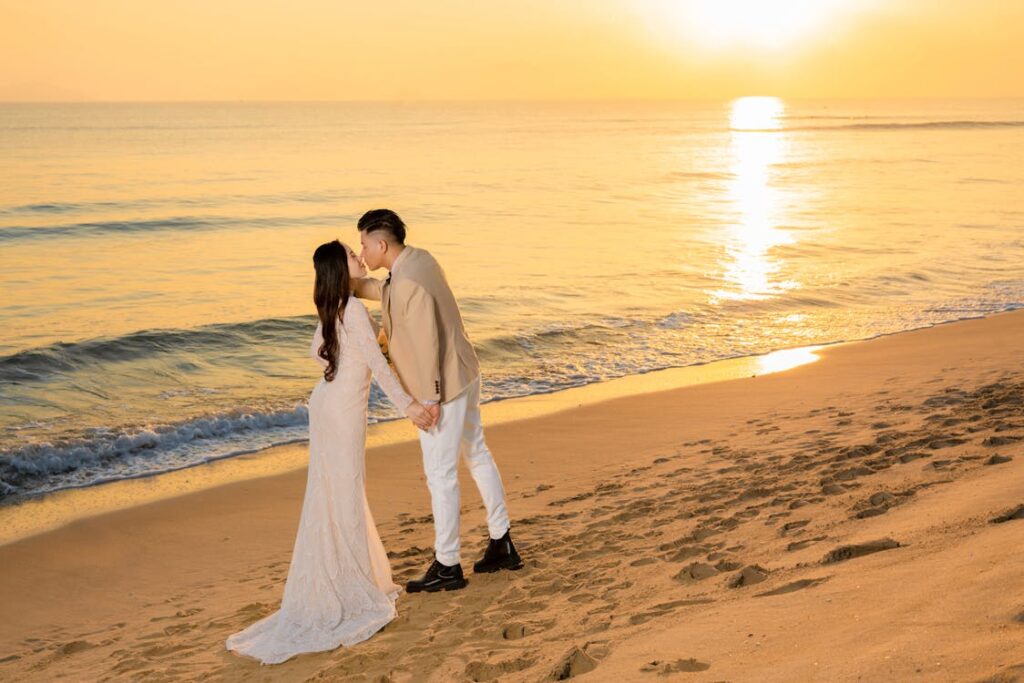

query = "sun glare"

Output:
[[649, 0, 865, 51], [730, 96, 784, 131]]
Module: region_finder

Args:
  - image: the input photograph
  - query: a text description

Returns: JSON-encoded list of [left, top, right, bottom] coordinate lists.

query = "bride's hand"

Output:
[[405, 401, 434, 430]]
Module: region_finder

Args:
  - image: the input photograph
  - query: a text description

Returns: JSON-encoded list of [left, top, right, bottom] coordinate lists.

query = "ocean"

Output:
[[1, 98, 1022, 501]]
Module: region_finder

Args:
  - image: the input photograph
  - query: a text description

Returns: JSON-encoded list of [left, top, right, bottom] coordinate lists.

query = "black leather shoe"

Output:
[[405, 559, 468, 593], [473, 530, 524, 573]]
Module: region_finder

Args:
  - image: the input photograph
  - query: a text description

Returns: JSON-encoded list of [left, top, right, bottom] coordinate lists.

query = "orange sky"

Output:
[[1, 0, 1021, 101]]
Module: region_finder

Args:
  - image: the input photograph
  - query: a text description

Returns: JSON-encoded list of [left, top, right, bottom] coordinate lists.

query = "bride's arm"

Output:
[[351, 277, 383, 302], [310, 321, 329, 369], [344, 300, 433, 429]]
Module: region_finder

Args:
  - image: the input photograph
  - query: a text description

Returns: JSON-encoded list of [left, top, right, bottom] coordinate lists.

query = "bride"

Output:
[[226, 240, 435, 665]]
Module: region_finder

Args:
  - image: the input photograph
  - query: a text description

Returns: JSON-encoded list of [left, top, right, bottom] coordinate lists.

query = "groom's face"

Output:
[[359, 231, 387, 271]]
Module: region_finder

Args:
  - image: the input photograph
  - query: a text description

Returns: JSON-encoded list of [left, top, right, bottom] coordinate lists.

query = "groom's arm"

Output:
[[394, 279, 442, 403], [352, 277, 383, 301]]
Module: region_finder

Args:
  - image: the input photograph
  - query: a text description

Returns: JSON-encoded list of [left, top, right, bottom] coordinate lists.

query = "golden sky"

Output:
[[1, 0, 1021, 101]]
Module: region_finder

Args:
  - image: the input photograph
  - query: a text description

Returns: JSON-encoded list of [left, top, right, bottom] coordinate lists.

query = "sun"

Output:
[[644, 0, 868, 51], [730, 96, 785, 131]]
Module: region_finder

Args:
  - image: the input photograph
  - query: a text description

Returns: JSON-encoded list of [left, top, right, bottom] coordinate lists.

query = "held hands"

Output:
[[425, 403, 440, 427], [405, 401, 440, 431]]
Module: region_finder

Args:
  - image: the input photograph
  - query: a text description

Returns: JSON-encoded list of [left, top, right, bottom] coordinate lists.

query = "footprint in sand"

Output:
[[547, 645, 601, 680], [821, 538, 901, 564], [713, 558, 744, 572], [54, 640, 96, 655], [227, 602, 274, 625], [140, 642, 199, 658], [831, 465, 875, 482], [502, 622, 529, 640], [144, 623, 196, 638], [853, 490, 908, 519], [990, 505, 1024, 524], [787, 536, 827, 551], [674, 562, 718, 583], [149, 607, 203, 622], [630, 598, 714, 625], [504, 599, 547, 614], [984, 435, 1023, 447], [754, 576, 831, 597], [869, 491, 897, 506], [465, 656, 535, 681], [399, 514, 433, 527], [630, 557, 659, 567], [779, 519, 810, 536], [728, 565, 769, 588], [663, 544, 709, 563], [640, 658, 711, 674]]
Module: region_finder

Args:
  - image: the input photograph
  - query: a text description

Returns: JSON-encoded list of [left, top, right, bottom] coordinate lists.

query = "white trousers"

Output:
[[418, 376, 510, 566]]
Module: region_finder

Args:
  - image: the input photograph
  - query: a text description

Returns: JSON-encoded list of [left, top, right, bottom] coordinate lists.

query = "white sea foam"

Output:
[[1, 405, 312, 498]]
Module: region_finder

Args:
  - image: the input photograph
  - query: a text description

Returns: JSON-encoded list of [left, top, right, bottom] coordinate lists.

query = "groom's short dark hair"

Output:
[[358, 209, 406, 245]]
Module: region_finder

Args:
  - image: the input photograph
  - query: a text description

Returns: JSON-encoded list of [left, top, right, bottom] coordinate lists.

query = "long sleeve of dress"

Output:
[[352, 277, 384, 302], [343, 299, 415, 413], [310, 321, 329, 369]]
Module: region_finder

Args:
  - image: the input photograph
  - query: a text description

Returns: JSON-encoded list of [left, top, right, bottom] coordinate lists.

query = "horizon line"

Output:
[[3, 95, 1024, 105]]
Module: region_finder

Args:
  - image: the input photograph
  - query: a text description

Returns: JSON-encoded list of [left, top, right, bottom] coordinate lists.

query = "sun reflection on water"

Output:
[[754, 346, 821, 375], [712, 96, 798, 303]]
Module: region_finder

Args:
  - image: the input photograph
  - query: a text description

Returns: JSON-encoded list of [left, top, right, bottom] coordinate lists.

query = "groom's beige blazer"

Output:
[[353, 246, 480, 404]]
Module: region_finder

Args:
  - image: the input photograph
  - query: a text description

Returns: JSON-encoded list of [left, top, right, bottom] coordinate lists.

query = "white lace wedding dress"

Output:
[[225, 297, 414, 665]]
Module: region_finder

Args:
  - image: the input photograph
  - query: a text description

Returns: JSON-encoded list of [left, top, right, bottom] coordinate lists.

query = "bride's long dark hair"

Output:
[[312, 240, 351, 382]]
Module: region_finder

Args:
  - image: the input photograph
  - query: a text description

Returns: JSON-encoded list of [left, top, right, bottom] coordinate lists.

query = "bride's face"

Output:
[[343, 243, 367, 279]]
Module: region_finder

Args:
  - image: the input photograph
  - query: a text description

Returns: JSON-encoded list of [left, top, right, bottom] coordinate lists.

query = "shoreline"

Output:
[[4, 306, 1017, 545], [0, 339, 827, 545], [2, 308, 1023, 681]]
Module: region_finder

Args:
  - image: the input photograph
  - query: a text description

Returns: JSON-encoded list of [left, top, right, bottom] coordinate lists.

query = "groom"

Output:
[[354, 209, 523, 592]]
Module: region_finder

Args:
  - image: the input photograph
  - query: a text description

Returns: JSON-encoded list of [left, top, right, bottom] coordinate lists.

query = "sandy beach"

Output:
[[2, 309, 1023, 682]]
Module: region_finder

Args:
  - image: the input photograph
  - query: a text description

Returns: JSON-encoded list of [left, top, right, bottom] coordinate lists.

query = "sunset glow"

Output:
[[650, 0, 869, 51], [1, 0, 1022, 100]]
